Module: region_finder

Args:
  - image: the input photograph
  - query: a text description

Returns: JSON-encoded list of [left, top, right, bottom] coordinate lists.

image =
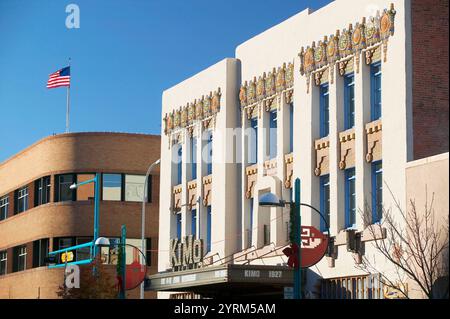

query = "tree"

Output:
[[57, 256, 119, 299], [356, 185, 449, 299]]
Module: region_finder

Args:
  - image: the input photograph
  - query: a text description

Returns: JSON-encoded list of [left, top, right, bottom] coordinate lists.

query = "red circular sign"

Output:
[[282, 226, 329, 268]]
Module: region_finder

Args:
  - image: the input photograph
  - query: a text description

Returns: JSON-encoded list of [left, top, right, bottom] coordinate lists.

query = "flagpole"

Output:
[[66, 58, 71, 133]]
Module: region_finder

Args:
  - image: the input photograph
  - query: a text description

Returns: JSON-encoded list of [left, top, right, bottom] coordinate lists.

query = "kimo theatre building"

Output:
[[148, 0, 449, 299]]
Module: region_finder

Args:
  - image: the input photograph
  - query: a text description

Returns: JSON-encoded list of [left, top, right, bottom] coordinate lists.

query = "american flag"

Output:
[[47, 66, 71, 89]]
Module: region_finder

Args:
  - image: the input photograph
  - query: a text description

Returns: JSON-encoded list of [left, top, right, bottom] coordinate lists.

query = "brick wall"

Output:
[[412, 0, 449, 160]]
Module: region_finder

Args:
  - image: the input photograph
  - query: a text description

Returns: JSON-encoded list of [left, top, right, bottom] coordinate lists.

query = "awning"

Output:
[[146, 264, 294, 297]]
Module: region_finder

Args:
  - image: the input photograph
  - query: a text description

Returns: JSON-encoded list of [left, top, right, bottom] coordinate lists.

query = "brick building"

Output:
[[0, 132, 160, 299]]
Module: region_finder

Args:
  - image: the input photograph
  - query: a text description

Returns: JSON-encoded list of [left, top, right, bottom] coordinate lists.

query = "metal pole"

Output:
[[294, 178, 302, 299], [141, 159, 160, 299], [66, 58, 71, 133], [93, 173, 100, 258], [120, 225, 127, 299]]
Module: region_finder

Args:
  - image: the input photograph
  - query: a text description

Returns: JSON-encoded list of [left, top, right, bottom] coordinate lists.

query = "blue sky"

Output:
[[0, 0, 331, 162]]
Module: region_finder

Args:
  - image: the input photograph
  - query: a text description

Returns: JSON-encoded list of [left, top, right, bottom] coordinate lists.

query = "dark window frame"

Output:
[[0, 195, 8, 221]]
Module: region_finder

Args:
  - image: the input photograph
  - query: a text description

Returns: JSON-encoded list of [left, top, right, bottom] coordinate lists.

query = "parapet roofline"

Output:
[[235, 7, 312, 55], [162, 58, 238, 97], [0, 132, 160, 168]]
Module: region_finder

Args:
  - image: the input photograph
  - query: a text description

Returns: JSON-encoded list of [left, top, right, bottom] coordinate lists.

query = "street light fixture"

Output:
[[94, 237, 111, 247], [258, 178, 329, 300], [259, 192, 287, 207], [141, 158, 160, 299]]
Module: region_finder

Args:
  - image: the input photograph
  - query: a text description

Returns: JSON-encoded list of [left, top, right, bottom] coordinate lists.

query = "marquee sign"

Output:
[[170, 235, 203, 271]]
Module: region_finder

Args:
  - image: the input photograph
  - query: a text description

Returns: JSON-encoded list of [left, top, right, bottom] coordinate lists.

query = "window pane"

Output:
[[320, 175, 330, 232], [102, 174, 122, 201], [346, 168, 356, 228], [191, 209, 197, 237], [176, 213, 182, 238], [17, 246, 26, 271], [191, 138, 197, 180], [269, 111, 277, 159], [124, 238, 146, 266], [344, 74, 355, 129], [206, 132, 213, 175], [249, 118, 258, 164], [206, 206, 212, 253], [125, 174, 146, 202], [0, 196, 8, 220], [0, 251, 7, 275], [57, 174, 74, 202], [289, 103, 294, 152], [371, 63, 382, 121], [76, 237, 92, 261], [372, 161, 383, 223], [177, 146, 183, 184], [16, 187, 29, 213], [320, 84, 329, 137]]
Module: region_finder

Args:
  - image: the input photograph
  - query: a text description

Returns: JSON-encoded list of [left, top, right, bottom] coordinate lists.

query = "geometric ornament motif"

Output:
[[164, 88, 222, 135], [299, 3, 396, 93], [239, 62, 295, 119]]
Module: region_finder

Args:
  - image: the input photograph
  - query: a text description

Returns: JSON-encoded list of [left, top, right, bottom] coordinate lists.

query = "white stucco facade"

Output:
[[156, 0, 447, 299]]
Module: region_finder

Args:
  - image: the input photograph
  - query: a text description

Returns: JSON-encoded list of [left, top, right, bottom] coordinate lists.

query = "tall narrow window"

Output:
[[289, 103, 294, 152], [0, 251, 7, 276], [13, 245, 27, 272], [372, 161, 383, 223], [191, 138, 197, 180], [206, 206, 212, 253], [320, 175, 330, 232], [269, 110, 277, 159], [0, 195, 8, 221], [14, 186, 29, 214], [345, 168, 356, 228], [55, 174, 75, 202], [32, 238, 49, 268], [35, 176, 51, 207], [370, 62, 382, 121], [177, 145, 182, 184], [320, 83, 330, 137], [191, 209, 197, 237], [176, 213, 182, 238], [102, 174, 122, 201], [248, 200, 254, 248], [206, 132, 213, 175], [146, 238, 152, 266], [344, 73, 355, 129], [249, 118, 258, 164]]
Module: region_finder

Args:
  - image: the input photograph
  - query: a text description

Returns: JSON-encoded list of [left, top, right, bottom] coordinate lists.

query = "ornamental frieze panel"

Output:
[[338, 128, 356, 170], [239, 62, 294, 115], [245, 164, 258, 199], [314, 137, 330, 176], [163, 88, 222, 136], [299, 3, 396, 93], [284, 153, 294, 189], [173, 184, 183, 212], [202, 175, 213, 206], [187, 180, 197, 210], [365, 120, 382, 163]]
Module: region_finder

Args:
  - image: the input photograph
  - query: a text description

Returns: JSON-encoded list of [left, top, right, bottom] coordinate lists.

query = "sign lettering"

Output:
[[170, 236, 203, 271]]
